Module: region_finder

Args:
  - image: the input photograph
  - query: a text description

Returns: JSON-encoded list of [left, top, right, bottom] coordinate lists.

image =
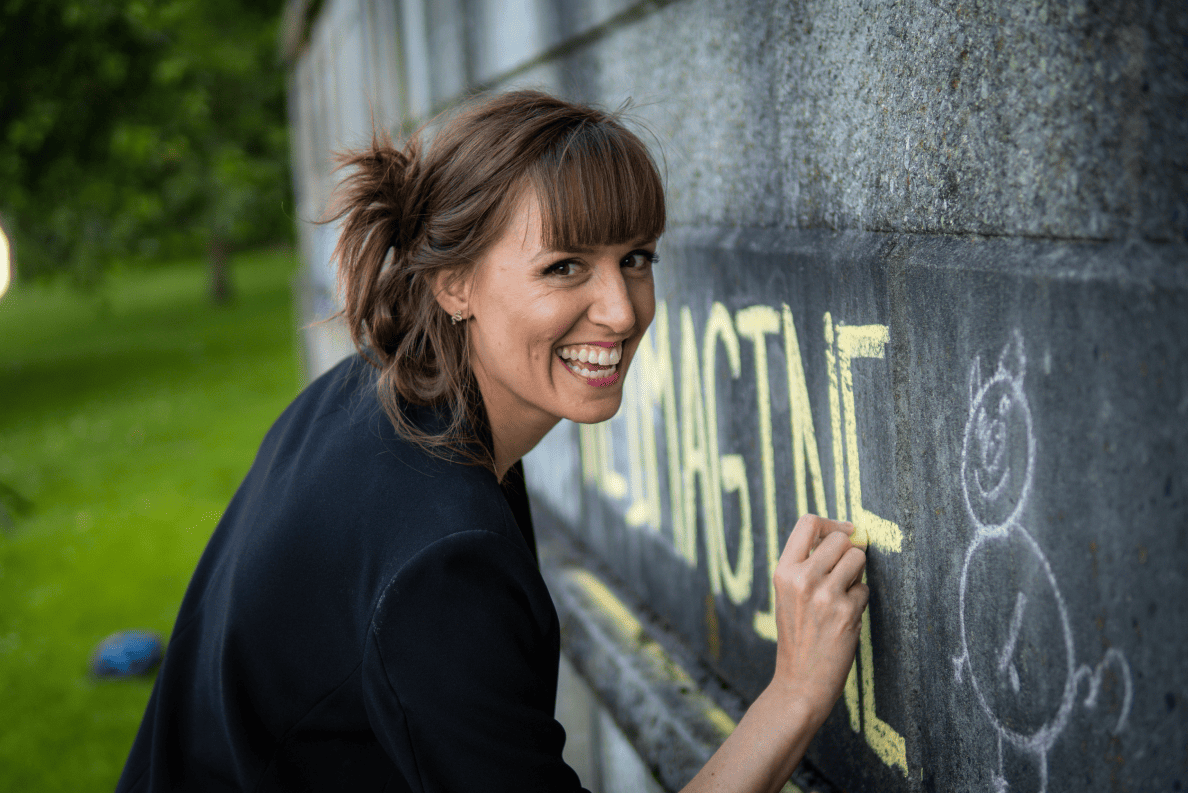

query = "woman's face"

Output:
[[462, 191, 657, 434]]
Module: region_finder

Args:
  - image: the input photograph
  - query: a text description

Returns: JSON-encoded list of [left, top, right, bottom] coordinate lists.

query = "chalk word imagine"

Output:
[[579, 300, 907, 776]]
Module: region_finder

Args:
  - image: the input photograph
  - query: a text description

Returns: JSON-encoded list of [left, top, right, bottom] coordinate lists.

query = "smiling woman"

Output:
[[328, 90, 665, 477], [435, 190, 659, 474], [115, 90, 869, 793]]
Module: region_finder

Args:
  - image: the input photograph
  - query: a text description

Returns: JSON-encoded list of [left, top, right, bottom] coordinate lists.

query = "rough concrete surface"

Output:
[[499, 0, 1187, 244]]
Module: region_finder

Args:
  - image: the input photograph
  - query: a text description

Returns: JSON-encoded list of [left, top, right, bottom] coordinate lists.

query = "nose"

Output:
[[587, 263, 637, 335]]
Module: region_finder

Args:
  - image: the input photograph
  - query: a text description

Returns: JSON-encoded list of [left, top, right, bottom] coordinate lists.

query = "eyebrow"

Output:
[[531, 238, 657, 262]]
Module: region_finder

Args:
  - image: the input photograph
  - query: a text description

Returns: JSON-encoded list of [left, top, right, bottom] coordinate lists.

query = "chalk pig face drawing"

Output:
[[952, 332, 1132, 793]]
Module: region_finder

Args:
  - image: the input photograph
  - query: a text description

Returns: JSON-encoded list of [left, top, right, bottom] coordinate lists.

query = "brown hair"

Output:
[[324, 90, 666, 471]]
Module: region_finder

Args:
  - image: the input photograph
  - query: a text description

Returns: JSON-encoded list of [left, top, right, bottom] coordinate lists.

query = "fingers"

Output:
[[848, 579, 871, 609], [783, 513, 822, 563], [810, 520, 861, 557], [805, 530, 853, 575], [829, 545, 868, 592], [784, 514, 853, 564], [843, 579, 871, 620], [779, 516, 870, 618]]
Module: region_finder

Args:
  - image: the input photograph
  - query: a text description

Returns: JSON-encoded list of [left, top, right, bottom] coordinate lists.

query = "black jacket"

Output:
[[116, 356, 587, 792]]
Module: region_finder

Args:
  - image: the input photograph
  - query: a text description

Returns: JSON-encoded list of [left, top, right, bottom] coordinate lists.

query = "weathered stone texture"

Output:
[[508, 0, 1187, 245]]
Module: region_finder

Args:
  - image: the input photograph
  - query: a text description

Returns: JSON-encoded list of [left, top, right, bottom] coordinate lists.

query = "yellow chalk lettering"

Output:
[[859, 571, 908, 774], [825, 312, 862, 734], [843, 644, 862, 733], [567, 568, 644, 643], [782, 305, 828, 520], [679, 306, 712, 567], [717, 454, 753, 604], [833, 319, 907, 775], [580, 420, 627, 500], [599, 421, 628, 500], [624, 361, 650, 527], [579, 423, 600, 485], [625, 302, 682, 542], [755, 306, 833, 641], [835, 324, 902, 553], [824, 313, 847, 524], [736, 305, 782, 640], [701, 302, 739, 596]]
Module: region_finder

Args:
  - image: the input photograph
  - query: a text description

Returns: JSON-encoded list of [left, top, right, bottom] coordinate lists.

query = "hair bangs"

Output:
[[529, 121, 665, 252]]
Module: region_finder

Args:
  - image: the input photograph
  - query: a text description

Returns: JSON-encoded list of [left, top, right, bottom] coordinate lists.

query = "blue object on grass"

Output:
[[91, 630, 164, 677]]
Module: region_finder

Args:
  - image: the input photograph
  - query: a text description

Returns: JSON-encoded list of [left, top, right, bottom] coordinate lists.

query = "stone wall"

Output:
[[286, 1, 1187, 790]]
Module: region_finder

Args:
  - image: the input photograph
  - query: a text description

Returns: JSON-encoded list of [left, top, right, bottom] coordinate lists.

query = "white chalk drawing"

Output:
[[952, 331, 1133, 793]]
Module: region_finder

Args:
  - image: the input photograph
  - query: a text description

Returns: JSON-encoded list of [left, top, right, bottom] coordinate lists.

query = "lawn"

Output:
[[0, 250, 305, 790]]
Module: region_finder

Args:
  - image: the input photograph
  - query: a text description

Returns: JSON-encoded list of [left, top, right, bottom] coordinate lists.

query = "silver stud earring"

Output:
[[451, 310, 463, 325]]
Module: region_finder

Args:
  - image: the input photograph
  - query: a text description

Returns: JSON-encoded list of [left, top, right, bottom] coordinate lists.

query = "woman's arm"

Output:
[[681, 514, 869, 793]]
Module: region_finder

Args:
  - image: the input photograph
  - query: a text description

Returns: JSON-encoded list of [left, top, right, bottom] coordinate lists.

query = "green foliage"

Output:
[[0, 249, 301, 789], [0, 1, 293, 283]]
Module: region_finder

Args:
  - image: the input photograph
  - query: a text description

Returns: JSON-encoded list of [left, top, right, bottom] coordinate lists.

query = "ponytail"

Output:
[[323, 132, 488, 469]]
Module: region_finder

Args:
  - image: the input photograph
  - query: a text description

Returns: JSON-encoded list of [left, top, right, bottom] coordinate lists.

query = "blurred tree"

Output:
[[0, 480, 32, 532], [0, 0, 292, 301]]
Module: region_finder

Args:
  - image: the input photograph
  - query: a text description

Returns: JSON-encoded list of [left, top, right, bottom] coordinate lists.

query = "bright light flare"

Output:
[[0, 224, 10, 300]]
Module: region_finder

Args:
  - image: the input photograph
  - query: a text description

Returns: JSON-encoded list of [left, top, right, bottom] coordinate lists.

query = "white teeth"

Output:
[[556, 344, 623, 366], [564, 360, 618, 380]]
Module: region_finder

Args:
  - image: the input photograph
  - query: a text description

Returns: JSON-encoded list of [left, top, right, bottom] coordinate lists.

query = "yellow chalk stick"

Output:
[[849, 523, 869, 551]]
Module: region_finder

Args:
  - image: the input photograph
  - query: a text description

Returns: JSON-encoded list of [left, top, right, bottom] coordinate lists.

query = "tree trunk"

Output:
[[208, 234, 233, 305]]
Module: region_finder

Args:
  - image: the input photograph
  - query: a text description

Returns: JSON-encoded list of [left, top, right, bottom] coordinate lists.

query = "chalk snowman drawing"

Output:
[[952, 331, 1133, 793]]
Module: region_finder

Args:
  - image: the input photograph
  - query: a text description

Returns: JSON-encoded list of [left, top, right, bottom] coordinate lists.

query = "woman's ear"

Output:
[[431, 268, 471, 321]]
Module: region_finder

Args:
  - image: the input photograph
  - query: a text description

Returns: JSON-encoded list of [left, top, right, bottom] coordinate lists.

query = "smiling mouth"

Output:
[[557, 343, 622, 385]]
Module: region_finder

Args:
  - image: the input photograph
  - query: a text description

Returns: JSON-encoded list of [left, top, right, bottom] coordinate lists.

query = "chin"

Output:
[[563, 392, 624, 425]]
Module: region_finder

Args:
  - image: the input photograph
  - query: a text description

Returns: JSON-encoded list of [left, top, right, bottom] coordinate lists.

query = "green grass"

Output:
[[0, 250, 304, 790]]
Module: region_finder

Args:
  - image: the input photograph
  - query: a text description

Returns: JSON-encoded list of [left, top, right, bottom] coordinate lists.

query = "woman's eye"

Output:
[[545, 260, 578, 276], [623, 250, 658, 270]]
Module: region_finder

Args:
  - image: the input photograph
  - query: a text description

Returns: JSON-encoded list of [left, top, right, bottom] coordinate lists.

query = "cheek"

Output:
[[511, 297, 572, 366], [632, 281, 657, 330], [532, 294, 581, 344], [617, 283, 655, 371]]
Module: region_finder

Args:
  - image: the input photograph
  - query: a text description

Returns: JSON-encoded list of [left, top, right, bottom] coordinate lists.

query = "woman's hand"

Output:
[[681, 514, 869, 793], [771, 514, 869, 729]]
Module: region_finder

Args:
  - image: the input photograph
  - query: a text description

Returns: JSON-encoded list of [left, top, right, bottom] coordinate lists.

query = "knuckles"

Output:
[[772, 536, 871, 632], [810, 587, 836, 611], [793, 513, 821, 535], [774, 564, 810, 598], [795, 512, 852, 537], [818, 531, 851, 555]]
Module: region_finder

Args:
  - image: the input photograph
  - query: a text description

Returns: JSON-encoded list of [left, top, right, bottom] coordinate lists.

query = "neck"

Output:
[[488, 406, 560, 483], [470, 377, 560, 482]]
